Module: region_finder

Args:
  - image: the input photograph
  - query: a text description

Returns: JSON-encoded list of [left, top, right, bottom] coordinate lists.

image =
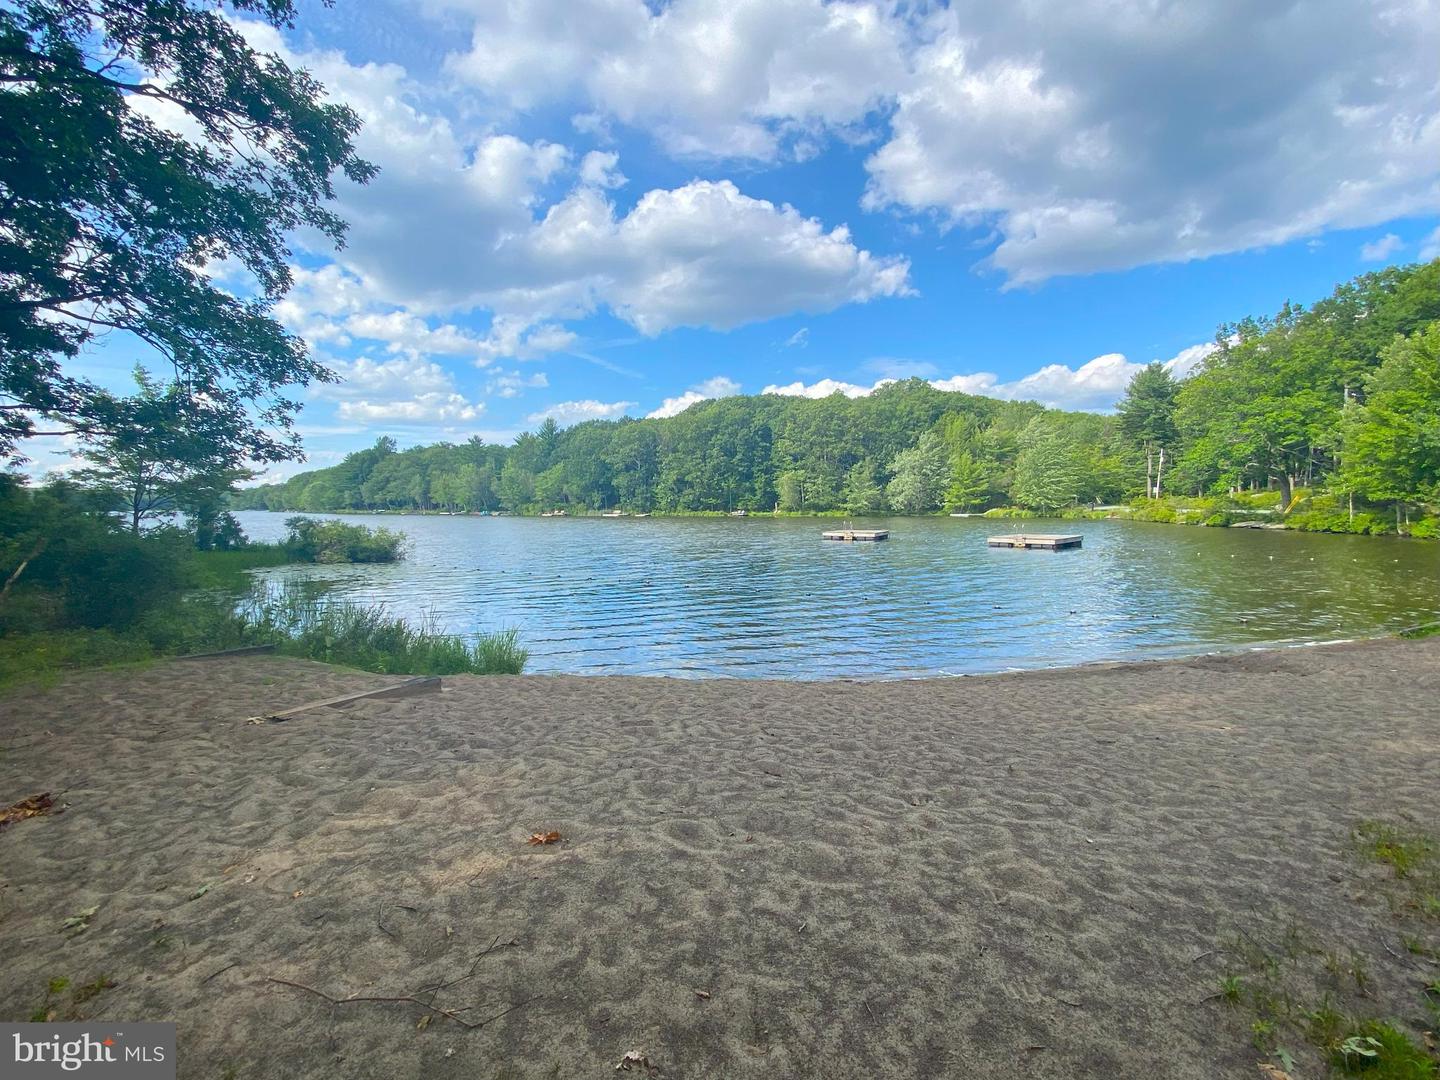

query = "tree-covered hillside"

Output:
[[234, 261, 1440, 523]]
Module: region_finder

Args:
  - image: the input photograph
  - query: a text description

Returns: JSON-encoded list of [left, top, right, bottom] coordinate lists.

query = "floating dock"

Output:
[[987, 533, 1082, 550], [823, 529, 889, 542]]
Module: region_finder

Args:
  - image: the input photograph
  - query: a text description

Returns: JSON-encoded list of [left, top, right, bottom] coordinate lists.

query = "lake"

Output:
[[233, 512, 1439, 679]]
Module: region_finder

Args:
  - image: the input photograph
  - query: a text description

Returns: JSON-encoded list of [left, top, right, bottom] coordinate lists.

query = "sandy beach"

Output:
[[1, 639, 1437, 1079]]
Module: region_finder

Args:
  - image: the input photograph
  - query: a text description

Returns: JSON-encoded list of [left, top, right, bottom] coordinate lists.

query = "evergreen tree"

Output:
[[943, 451, 990, 512]]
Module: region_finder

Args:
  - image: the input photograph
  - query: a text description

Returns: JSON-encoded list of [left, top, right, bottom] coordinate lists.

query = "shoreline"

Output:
[[232, 505, 1439, 541], [2, 636, 1437, 1077]]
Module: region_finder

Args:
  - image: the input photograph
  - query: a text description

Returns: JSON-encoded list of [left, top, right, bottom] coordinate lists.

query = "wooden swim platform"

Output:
[[987, 533, 1082, 550], [822, 529, 889, 542]]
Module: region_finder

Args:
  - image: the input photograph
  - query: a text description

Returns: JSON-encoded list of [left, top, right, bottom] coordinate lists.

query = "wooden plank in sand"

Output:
[[246, 676, 442, 724], [176, 644, 278, 660], [987, 533, 1083, 550], [821, 529, 889, 542]]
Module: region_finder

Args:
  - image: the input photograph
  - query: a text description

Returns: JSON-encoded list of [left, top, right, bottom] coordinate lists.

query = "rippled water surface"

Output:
[[234, 512, 1439, 678]]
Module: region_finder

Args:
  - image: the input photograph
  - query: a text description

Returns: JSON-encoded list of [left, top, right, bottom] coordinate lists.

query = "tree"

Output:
[[1342, 325, 1440, 526], [1, 0, 375, 461], [1117, 363, 1179, 497], [71, 369, 252, 532], [885, 432, 948, 514], [1011, 419, 1081, 513], [943, 451, 990, 512], [841, 459, 886, 515]]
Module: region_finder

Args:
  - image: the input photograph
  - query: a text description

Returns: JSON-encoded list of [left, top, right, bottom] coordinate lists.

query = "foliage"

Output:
[[885, 431, 949, 513], [70, 368, 254, 532], [233, 586, 527, 676], [282, 516, 406, 563], [1011, 418, 1082, 512], [0, 0, 374, 461], [1117, 362, 1180, 497]]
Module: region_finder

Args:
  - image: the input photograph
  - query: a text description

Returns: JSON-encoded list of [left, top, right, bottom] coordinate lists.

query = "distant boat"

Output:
[[602, 510, 624, 517], [729, 509, 748, 517]]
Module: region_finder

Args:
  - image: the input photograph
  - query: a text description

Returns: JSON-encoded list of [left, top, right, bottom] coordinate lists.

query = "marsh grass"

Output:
[[234, 585, 527, 676]]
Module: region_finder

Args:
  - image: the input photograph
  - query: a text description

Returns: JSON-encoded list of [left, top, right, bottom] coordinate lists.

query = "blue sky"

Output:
[[27, 0, 1440, 481]]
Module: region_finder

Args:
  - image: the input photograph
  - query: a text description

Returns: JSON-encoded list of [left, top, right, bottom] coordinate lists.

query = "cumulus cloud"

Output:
[[1422, 226, 1440, 262], [762, 377, 893, 399], [233, 19, 909, 348], [647, 376, 742, 418], [862, 2, 1440, 284], [315, 355, 488, 426], [486, 370, 550, 399], [773, 342, 1215, 411], [527, 399, 637, 426], [439, 0, 907, 160], [1360, 233, 1405, 261], [338, 394, 484, 424]]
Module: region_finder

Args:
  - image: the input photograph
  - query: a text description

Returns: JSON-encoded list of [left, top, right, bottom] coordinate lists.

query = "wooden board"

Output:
[[176, 644, 278, 661], [246, 676, 443, 724], [822, 530, 889, 541]]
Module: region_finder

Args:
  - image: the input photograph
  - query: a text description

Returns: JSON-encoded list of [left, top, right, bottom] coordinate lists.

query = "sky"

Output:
[[24, 0, 1440, 482]]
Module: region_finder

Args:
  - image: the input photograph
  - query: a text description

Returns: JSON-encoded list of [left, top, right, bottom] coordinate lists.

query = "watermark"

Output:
[[0, 1024, 174, 1079]]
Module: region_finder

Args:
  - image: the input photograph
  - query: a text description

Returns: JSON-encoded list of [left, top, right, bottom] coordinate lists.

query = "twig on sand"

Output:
[[414, 936, 520, 997], [202, 962, 240, 984], [1190, 950, 1215, 964], [376, 902, 397, 941], [267, 976, 539, 1031]]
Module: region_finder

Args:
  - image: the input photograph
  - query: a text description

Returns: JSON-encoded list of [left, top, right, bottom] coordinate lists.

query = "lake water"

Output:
[[233, 512, 1439, 679]]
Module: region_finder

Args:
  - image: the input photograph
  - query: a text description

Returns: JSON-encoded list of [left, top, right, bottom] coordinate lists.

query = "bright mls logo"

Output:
[[1, 1024, 175, 1079]]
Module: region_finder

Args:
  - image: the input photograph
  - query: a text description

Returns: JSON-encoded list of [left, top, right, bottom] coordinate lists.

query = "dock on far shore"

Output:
[[987, 533, 1083, 550]]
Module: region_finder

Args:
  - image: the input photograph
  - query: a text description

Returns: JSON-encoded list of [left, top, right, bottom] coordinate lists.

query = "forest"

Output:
[[235, 261, 1440, 534]]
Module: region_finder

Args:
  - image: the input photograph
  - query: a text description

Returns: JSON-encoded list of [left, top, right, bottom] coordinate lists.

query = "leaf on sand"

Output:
[[1, 792, 55, 830], [616, 1049, 657, 1074], [694, 989, 710, 1000], [60, 905, 99, 934], [189, 884, 212, 901], [527, 831, 562, 846], [416, 1014, 432, 1031], [1258, 1065, 1293, 1080]]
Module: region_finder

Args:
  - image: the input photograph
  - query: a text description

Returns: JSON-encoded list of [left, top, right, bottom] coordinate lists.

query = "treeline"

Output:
[[235, 261, 1440, 526]]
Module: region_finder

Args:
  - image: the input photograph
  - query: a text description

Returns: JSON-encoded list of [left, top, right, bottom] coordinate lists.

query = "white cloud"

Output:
[[579, 150, 626, 189], [338, 393, 484, 424], [234, 20, 911, 355], [861, 2, 1440, 284], [762, 377, 893, 399], [439, 0, 907, 160], [1418, 225, 1440, 261], [647, 375, 742, 418], [527, 399, 637, 426], [312, 355, 486, 426], [783, 327, 810, 348], [486, 370, 550, 398], [1360, 233, 1405, 261], [771, 342, 1216, 411]]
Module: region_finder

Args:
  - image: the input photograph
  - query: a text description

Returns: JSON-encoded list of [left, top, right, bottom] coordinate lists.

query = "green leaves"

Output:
[[1, 0, 373, 460]]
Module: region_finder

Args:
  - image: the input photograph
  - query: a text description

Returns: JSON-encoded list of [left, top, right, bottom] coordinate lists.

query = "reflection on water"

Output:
[[234, 512, 1440, 679]]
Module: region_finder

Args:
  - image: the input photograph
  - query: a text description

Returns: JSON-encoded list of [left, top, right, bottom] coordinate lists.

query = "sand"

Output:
[[1, 639, 1438, 1079]]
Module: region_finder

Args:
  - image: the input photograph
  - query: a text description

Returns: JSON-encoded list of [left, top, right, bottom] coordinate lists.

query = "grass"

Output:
[[1210, 821, 1440, 1078], [1355, 821, 1437, 881], [234, 587, 528, 676], [0, 587, 528, 691]]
